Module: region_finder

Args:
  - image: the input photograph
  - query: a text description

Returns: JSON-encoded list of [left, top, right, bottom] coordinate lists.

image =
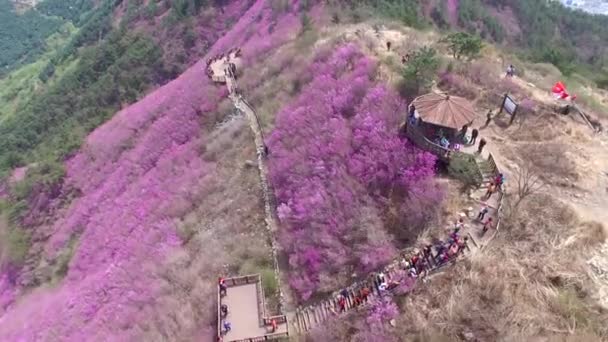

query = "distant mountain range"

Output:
[[560, 0, 608, 15]]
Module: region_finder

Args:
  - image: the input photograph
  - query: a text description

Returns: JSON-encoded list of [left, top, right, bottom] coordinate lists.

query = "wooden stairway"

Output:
[[291, 244, 475, 334]]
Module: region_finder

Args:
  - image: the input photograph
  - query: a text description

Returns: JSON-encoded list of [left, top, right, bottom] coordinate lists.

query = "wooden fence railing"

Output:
[[218, 274, 288, 341], [404, 123, 451, 161], [255, 276, 267, 327], [231, 332, 290, 342], [225, 274, 260, 288]]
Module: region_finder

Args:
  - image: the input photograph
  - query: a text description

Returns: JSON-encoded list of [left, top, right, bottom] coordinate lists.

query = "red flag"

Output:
[[552, 81, 575, 101]]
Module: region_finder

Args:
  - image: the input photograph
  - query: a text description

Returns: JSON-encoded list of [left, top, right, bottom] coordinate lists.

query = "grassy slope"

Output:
[[0, 22, 77, 123]]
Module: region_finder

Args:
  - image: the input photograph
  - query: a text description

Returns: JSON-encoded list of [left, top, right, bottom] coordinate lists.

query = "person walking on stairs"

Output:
[[377, 272, 388, 292], [485, 182, 497, 200], [360, 287, 370, 303], [481, 217, 493, 236], [477, 204, 489, 221], [458, 236, 470, 253], [495, 173, 505, 191], [219, 277, 227, 297], [477, 138, 487, 154], [423, 244, 434, 266], [338, 296, 346, 313]]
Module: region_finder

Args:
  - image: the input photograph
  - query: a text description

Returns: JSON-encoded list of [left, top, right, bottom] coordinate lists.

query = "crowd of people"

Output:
[[329, 225, 472, 316], [218, 277, 232, 337]]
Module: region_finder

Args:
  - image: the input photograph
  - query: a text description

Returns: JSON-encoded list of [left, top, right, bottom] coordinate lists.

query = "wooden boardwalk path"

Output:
[[208, 53, 505, 337]]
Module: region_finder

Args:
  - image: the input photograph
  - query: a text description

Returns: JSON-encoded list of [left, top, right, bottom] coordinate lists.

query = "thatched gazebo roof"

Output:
[[411, 93, 476, 130]]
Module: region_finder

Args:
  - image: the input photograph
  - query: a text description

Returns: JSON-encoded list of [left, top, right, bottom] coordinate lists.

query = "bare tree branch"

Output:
[[514, 162, 545, 209]]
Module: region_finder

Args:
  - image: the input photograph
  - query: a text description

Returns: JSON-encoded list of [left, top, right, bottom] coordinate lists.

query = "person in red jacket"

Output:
[[219, 277, 227, 296]]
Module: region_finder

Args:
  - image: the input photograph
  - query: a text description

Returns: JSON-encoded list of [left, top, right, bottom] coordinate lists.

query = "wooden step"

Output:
[[313, 306, 321, 325], [304, 309, 312, 330], [296, 311, 303, 334], [298, 310, 307, 332]]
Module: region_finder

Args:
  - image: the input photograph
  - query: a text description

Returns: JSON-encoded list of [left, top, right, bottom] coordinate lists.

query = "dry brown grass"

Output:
[[507, 112, 568, 142], [131, 116, 276, 341], [518, 142, 579, 184], [392, 194, 608, 341]]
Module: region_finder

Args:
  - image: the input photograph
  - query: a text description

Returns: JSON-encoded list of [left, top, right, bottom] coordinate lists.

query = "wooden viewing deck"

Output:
[[218, 275, 288, 342]]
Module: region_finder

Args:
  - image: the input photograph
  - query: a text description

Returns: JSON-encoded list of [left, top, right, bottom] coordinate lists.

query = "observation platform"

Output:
[[217, 275, 288, 342]]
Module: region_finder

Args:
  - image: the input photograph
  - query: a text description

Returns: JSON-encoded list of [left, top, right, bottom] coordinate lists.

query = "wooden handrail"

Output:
[[263, 315, 288, 325], [404, 123, 451, 160], [224, 274, 261, 288], [217, 281, 222, 340]]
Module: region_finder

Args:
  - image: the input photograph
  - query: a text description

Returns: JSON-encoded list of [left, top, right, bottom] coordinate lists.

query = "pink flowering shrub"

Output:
[[351, 296, 400, 342], [268, 45, 441, 300], [519, 97, 537, 113]]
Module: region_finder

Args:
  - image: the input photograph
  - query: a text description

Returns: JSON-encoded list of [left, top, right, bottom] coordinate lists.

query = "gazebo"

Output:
[[404, 92, 477, 160], [410, 92, 476, 138]]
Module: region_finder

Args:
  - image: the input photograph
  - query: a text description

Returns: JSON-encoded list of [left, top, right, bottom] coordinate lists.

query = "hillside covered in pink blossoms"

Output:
[[0, 1, 308, 339], [268, 45, 442, 300]]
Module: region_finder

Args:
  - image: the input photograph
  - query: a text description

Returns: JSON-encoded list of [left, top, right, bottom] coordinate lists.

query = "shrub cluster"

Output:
[[268, 44, 441, 300]]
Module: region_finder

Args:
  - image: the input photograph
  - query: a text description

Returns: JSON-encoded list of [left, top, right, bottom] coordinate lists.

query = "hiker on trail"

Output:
[[471, 128, 479, 144], [400, 256, 410, 270], [436, 251, 448, 264], [485, 182, 497, 200], [377, 272, 388, 291], [481, 217, 493, 236], [386, 41, 392, 51], [460, 124, 469, 139], [219, 277, 227, 296], [221, 304, 228, 318], [409, 266, 418, 278], [338, 296, 346, 312], [448, 243, 459, 259], [223, 321, 232, 333], [340, 288, 349, 301], [477, 138, 487, 154], [417, 259, 429, 277], [271, 319, 278, 333], [423, 244, 434, 265], [506, 64, 515, 77], [229, 63, 237, 80], [409, 104, 416, 118], [485, 111, 493, 127], [435, 241, 447, 258], [449, 228, 460, 244], [455, 218, 465, 231], [495, 173, 505, 190], [354, 295, 362, 307], [360, 287, 370, 302], [477, 204, 489, 221], [410, 253, 420, 270], [458, 236, 470, 253]]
